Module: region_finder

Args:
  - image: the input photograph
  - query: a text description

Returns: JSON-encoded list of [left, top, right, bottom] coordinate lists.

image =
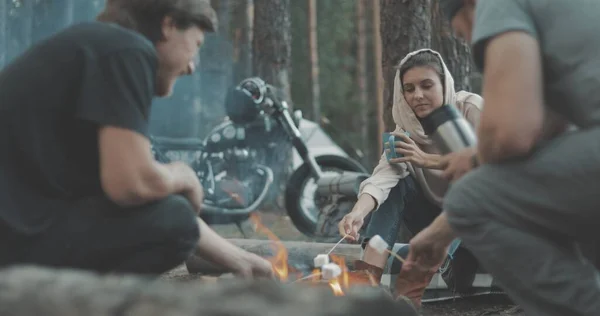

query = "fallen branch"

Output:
[[186, 239, 362, 275]]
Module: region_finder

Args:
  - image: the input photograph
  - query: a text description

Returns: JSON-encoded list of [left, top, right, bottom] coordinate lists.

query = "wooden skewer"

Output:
[[365, 271, 377, 286], [384, 249, 438, 273], [385, 248, 406, 264], [327, 234, 349, 255], [290, 272, 322, 284]]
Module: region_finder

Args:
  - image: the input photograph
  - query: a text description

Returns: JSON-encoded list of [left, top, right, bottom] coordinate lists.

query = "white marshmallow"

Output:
[[321, 263, 342, 280], [313, 254, 329, 268], [368, 235, 389, 254]]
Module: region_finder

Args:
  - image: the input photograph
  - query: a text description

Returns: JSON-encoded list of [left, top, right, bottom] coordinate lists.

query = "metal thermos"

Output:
[[419, 104, 477, 154], [418, 104, 477, 266]]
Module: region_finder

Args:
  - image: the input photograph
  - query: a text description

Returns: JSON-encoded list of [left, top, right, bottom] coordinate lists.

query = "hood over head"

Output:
[[392, 48, 456, 145]]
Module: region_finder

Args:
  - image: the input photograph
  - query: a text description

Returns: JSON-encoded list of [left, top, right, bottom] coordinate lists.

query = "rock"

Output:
[[0, 266, 418, 316]]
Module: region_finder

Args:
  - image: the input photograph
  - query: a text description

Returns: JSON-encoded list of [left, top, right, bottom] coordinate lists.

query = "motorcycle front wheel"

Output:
[[284, 155, 367, 237]]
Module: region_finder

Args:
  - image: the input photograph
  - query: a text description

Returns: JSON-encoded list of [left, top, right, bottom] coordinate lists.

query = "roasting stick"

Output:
[[369, 235, 406, 264], [290, 272, 322, 284], [372, 236, 442, 274], [327, 234, 349, 255], [291, 236, 350, 285], [385, 248, 406, 264], [311, 234, 348, 271], [365, 271, 378, 286]]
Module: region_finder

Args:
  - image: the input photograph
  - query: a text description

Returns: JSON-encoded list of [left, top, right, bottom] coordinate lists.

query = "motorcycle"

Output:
[[151, 77, 368, 238]]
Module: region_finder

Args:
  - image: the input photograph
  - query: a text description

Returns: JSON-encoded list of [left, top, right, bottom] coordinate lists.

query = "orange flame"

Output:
[[249, 213, 289, 281], [330, 255, 349, 293], [329, 279, 344, 296], [310, 269, 321, 283], [248, 214, 379, 296]]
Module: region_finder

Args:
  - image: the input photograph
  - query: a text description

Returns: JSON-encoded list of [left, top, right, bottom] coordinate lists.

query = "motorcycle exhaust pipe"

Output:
[[419, 104, 477, 154], [315, 171, 370, 198]]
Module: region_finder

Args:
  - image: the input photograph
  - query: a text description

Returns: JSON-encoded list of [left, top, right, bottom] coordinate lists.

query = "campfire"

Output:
[[249, 213, 378, 296]]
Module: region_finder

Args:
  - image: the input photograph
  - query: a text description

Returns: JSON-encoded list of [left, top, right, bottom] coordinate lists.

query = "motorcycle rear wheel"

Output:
[[284, 155, 367, 237]]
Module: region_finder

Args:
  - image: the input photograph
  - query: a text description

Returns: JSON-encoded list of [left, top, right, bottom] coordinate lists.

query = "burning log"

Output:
[[188, 214, 384, 297], [186, 238, 363, 275], [0, 266, 419, 316]]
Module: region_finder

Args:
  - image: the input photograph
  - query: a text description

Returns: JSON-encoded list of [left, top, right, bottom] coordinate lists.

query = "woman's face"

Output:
[[402, 66, 444, 118]]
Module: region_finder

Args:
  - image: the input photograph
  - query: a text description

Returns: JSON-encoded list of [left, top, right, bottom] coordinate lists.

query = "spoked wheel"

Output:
[[284, 155, 367, 238]]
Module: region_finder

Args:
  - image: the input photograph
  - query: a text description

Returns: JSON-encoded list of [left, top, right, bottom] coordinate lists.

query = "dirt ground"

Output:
[[164, 212, 525, 316]]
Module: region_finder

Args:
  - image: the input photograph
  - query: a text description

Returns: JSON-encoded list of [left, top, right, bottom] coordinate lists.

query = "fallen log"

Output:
[[0, 266, 418, 316], [186, 238, 363, 275]]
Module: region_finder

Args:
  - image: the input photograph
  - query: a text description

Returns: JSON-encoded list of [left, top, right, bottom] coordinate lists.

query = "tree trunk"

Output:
[[430, 2, 472, 92], [192, 0, 233, 137], [308, 0, 320, 123], [0, 0, 7, 68], [32, 0, 74, 43], [372, 0, 384, 154], [214, 0, 231, 36], [232, 0, 254, 84], [253, 0, 292, 98], [356, 0, 369, 165], [64, 0, 75, 26], [21, 0, 33, 52], [253, 0, 292, 212], [32, 0, 48, 43], [380, 0, 432, 131]]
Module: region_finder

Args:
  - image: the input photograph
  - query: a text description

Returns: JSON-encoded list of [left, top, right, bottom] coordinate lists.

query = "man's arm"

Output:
[[476, 31, 545, 164], [99, 126, 201, 208]]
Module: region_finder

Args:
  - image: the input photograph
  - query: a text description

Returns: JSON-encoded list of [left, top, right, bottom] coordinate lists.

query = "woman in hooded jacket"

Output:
[[338, 49, 483, 292]]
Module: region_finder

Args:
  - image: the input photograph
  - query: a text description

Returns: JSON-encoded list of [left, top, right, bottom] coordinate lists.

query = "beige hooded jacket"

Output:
[[358, 49, 483, 209]]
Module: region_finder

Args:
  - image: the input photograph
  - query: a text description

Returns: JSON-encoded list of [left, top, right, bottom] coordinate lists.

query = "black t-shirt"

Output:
[[0, 22, 158, 234]]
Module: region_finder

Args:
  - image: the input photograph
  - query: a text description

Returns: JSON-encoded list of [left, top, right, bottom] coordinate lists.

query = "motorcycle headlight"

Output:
[[224, 77, 268, 125], [239, 77, 267, 104]]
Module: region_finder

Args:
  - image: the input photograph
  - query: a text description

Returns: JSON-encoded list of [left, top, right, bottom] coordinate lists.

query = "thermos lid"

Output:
[[419, 104, 460, 135]]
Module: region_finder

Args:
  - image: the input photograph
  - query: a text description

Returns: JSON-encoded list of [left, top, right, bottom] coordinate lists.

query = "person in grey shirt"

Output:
[[401, 0, 600, 315]]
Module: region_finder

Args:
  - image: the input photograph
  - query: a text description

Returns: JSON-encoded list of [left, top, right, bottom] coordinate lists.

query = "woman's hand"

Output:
[[388, 132, 440, 168], [338, 194, 376, 242], [338, 210, 367, 242], [439, 148, 478, 182]]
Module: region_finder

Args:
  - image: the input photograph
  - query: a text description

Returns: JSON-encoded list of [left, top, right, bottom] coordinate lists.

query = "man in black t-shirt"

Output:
[[0, 0, 273, 278]]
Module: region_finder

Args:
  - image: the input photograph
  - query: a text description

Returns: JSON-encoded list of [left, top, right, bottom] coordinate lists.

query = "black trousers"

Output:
[[0, 195, 199, 276]]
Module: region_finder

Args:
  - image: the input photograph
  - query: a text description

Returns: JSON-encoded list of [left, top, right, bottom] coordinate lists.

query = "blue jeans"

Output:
[[362, 175, 441, 249]]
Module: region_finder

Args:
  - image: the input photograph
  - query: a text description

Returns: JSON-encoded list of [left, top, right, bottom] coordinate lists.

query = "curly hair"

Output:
[[97, 0, 218, 43]]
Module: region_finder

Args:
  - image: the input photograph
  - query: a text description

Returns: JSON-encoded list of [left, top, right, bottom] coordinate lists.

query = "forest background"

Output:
[[0, 0, 480, 169]]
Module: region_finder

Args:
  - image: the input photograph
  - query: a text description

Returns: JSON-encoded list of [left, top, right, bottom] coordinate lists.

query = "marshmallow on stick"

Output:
[[368, 235, 389, 254], [313, 254, 329, 268], [368, 234, 407, 264], [321, 263, 342, 280]]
